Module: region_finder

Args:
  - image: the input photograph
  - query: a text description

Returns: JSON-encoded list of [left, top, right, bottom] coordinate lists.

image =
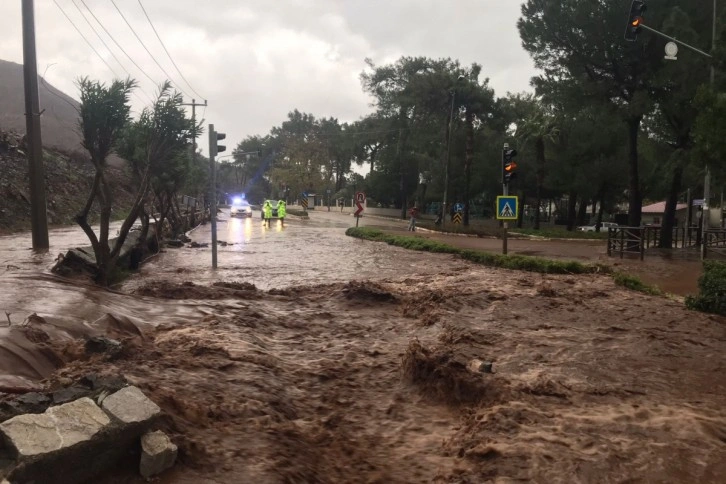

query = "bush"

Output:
[[686, 260, 726, 316]]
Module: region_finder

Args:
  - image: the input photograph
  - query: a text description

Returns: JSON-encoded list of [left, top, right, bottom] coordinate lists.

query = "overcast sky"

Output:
[[2, 0, 536, 156]]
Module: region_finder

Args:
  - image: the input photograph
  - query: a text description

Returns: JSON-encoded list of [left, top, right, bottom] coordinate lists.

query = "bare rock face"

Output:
[[139, 430, 178, 478], [101, 386, 161, 424], [0, 397, 110, 459]]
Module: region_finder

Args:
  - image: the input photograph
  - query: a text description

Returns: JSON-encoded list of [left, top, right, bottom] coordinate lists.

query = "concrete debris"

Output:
[[139, 430, 178, 478], [0, 385, 168, 483], [101, 386, 161, 424], [0, 397, 110, 459]]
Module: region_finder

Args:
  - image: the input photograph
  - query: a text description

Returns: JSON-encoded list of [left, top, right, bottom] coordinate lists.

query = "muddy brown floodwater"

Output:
[[0, 211, 725, 483]]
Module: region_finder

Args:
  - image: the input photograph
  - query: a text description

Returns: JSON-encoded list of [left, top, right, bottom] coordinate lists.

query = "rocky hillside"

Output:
[[0, 59, 82, 154], [0, 59, 136, 234], [0, 130, 135, 234]]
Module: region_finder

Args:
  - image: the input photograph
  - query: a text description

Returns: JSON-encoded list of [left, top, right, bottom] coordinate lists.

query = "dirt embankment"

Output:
[[21, 267, 726, 483], [0, 130, 135, 234]]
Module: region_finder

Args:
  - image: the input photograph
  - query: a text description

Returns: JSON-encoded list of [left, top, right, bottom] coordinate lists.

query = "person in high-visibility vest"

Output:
[[277, 200, 287, 226], [263, 200, 273, 227]]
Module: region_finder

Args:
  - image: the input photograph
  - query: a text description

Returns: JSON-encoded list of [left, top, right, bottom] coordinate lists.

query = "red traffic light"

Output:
[[624, 0, 646, 42]]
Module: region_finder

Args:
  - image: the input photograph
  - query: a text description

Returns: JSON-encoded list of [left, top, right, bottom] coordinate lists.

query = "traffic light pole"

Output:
[[208, 123, 218, 269], [502, 182, 509, 255], [22, 0, 49, 250], [636, 13, 717, 259], [702, 0, 717, 259], [639, 24, 713, 59]]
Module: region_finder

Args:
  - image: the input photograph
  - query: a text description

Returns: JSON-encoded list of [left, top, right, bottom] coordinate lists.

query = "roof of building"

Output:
[[641, 201, 688, 214]]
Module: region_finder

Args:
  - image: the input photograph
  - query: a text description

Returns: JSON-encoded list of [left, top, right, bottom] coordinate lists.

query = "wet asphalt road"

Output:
[[120, 208, 450, 292]]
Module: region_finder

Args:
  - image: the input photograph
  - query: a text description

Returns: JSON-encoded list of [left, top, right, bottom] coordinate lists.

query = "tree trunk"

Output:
[[534, 135, 545, 230], [576, 197, 588, 226], [660, 165, 683, 249], [463, 109, 474, 226], [627, 116, 643, 227], [566, 191, 578, 231]]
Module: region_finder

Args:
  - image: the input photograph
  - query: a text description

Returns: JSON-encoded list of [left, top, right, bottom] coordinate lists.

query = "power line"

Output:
[[137, 0, 206, 101], [69, 0, 154, 104], [79, 0, 161, 90], [52, 0, 120, 78], [110, 0, 192, 100]]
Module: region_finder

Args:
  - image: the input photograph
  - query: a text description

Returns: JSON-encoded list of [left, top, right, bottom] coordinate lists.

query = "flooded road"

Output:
[[121, 209, 450, 292]]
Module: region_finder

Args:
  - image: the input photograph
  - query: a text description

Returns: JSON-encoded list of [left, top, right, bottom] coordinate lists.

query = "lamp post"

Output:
[[441, 75, 465, 229]]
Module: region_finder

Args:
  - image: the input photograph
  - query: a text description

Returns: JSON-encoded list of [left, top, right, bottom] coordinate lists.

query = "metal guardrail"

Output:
[[704, 229, 726, 258], [607, 227, 645, 260], [608, 226, 726, 259]]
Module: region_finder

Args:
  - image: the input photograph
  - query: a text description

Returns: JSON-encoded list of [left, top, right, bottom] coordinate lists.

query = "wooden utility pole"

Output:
[[22, 0, 49, 249], [181, 98, 207, 159]]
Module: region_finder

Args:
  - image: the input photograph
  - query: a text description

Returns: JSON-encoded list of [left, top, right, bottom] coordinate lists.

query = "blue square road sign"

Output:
[[496, 196, 518, 220]]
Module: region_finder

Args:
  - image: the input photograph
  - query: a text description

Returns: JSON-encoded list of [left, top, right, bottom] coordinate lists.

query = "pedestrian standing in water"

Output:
[[263, 200, 272, 227], [277, 200, 287, 226], [408, 204, 419, 231]]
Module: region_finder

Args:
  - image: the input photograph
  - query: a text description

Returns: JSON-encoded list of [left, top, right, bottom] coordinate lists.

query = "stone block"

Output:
[[139, 430, 177, 478], [101, 386, 161, 424], [0, 397, 110, 459]]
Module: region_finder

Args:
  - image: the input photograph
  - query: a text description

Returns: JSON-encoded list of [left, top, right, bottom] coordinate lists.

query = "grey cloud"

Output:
[[1, 0, 535, 156]]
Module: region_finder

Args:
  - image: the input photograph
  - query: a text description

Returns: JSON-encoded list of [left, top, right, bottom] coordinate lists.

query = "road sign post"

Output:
[[453, 202, 464, 225], [354, 192, 365, 227], [499, 143, 520, 255]]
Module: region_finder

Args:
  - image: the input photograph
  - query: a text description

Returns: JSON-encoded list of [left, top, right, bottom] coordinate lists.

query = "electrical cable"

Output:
[[52, 0, 120, 78], [137, 0, 206, 101], [69, 0, 154, 104], [79, 0, 162, 90], [110, 0, 192, 100]]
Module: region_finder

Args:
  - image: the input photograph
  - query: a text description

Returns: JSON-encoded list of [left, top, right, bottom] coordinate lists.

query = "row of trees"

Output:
[[224, 0, 725, 244], [75, 78, 204, 284]]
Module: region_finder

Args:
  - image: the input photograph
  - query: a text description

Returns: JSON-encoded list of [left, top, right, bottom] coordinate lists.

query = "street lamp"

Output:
[[441, 75, 465, 229]]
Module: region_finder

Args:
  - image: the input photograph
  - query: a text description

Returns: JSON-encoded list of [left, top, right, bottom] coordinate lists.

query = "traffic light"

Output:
[[624, 0, 646, 42], [208, 124, 226, 158], [502, 148, 518, 184]]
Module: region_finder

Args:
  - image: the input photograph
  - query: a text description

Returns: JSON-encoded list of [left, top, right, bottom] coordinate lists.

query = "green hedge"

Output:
[[686, 261, 726, 316], [345, 227, 609, 275]]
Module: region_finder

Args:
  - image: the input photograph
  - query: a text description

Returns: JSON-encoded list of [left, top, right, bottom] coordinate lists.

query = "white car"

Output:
[[577, 222, 619, 232], [230, 197, 252, 218]]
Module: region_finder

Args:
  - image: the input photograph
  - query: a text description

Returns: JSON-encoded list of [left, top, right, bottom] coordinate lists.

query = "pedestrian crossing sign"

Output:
[[496, 196, 518, 220]]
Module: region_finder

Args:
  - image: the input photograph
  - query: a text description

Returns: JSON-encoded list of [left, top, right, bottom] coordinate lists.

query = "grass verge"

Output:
[[612, 272, 663, 296], [346, 227, 609, 275]]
